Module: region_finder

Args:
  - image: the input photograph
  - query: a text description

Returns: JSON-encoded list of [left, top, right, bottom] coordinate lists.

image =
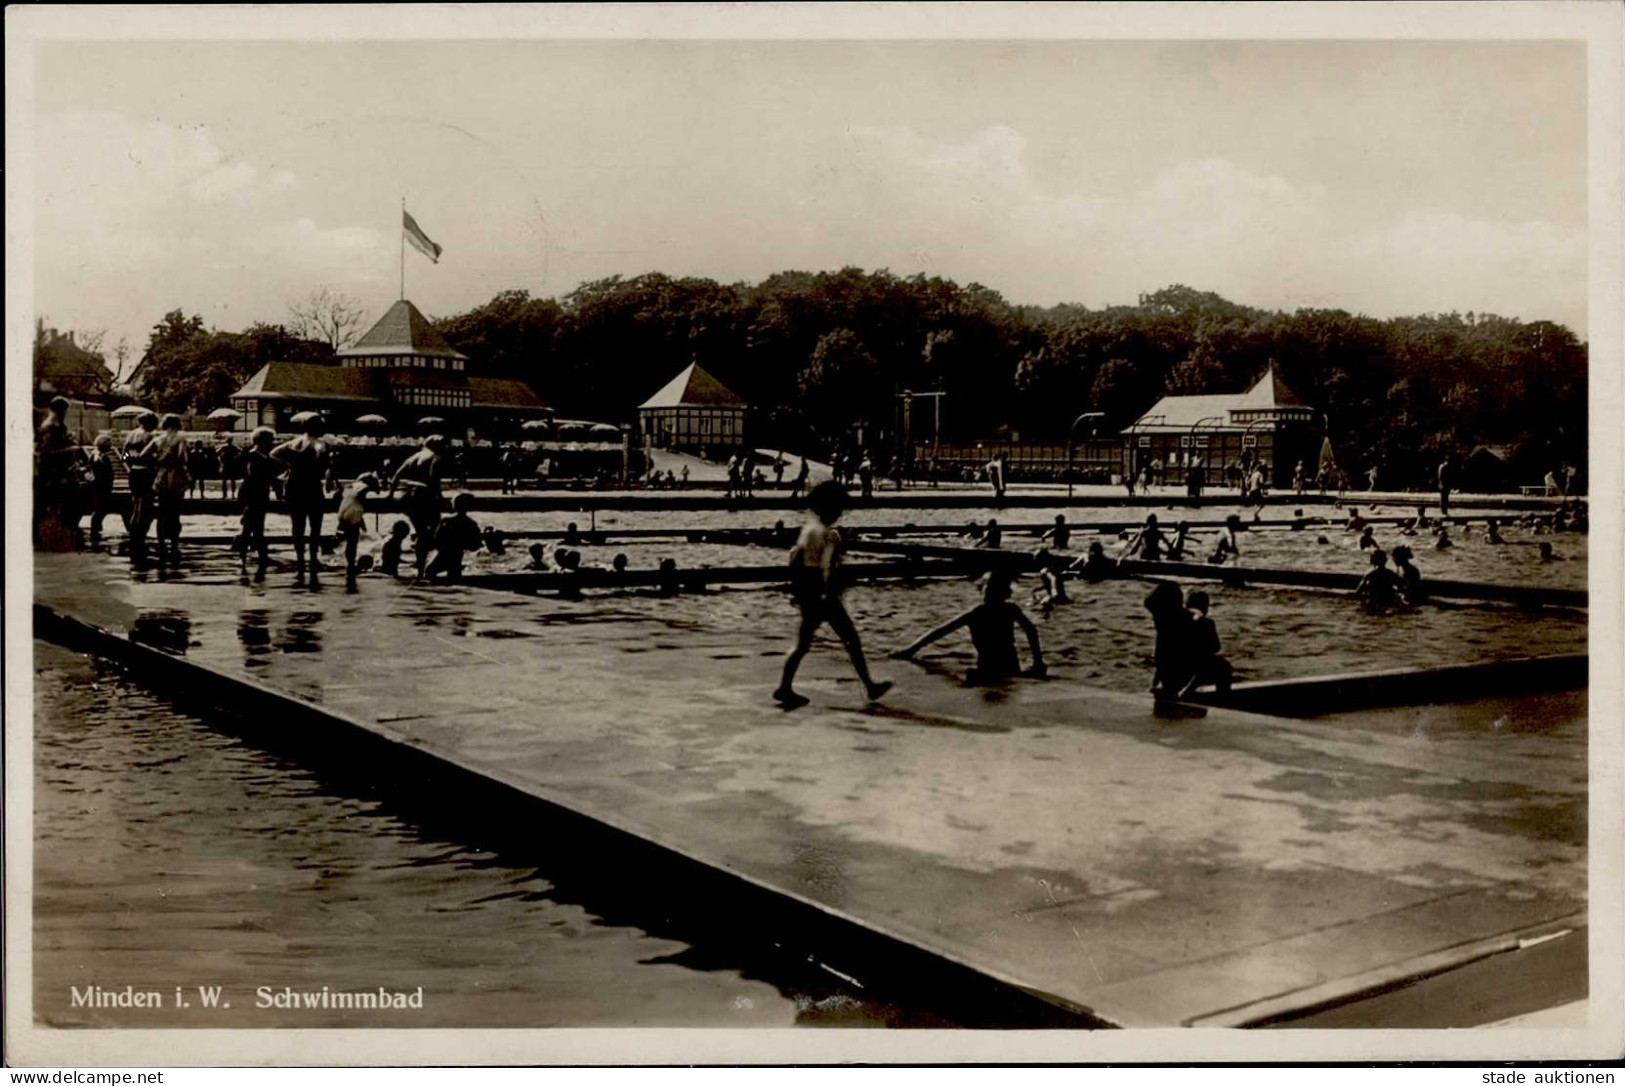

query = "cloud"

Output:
[[32, 112, 393, 350], [1349, 212, 1585, 326], [830, 125, 1584, 331]]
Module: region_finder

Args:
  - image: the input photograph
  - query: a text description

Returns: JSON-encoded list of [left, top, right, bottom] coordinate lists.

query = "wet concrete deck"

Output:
[[32, 549, 1586, 1026]]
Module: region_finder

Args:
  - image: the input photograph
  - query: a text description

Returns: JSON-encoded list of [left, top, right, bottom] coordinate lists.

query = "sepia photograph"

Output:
[[6, 2, 1622, 1068]]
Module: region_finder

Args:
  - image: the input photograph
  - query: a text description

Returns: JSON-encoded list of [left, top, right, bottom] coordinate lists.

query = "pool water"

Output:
[[31, 643, 980, 1029]]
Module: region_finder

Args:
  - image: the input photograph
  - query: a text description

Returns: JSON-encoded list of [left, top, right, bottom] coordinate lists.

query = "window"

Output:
[[1137, 436, 1150, 448], [1194, 435, 1209, 448], [1179, 436, 1190, 447], [1243, 434, 1258, 448]]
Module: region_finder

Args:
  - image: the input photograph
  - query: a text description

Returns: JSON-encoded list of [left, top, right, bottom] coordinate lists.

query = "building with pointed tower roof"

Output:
[[637, 362, 747, 452], [1121, 363, 1324, 489], [229, 299, 550, 433]]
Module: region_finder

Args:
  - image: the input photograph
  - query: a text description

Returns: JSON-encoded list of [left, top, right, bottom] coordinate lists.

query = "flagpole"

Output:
[[399, 196, 406, 301]]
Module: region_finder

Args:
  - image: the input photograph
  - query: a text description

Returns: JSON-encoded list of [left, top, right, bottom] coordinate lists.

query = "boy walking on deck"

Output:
[[773, 480, 891, 710]]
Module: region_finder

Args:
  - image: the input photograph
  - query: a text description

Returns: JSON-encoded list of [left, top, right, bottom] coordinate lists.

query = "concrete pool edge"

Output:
[[31, 601, 1109, 1029], [33, 595, 1587, 1030]]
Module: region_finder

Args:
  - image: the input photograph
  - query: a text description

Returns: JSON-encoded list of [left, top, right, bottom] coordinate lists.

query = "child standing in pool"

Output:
[[1392, 544, 1424, 604], [1041, 514, 1071, 550], [773, 480, 891, 709], [1179, 591, 1233, 697], [892, 567, 1046, 683], [1144, 581, 1194, 699]]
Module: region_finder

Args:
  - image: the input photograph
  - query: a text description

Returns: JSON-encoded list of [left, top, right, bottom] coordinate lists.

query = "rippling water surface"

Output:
[[33, 644, 966, 1029]]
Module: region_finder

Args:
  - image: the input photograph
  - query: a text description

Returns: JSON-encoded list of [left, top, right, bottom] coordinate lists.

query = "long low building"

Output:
[[1122, 364, 1325, 489], [230, 299, 550, 433]]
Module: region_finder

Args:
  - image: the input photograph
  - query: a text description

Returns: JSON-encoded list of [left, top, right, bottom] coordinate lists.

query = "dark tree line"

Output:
[[432, 274, 1585, 487], [133, 271, 1586, 489]]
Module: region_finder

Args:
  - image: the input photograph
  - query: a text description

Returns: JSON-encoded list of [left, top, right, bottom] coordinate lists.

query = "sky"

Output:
[[25, 34, 1589, 368]]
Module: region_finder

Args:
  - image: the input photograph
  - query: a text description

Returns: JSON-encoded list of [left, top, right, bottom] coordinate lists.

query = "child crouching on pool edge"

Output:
[[380, 520, 411, 578], [422, 493, 483, 583]]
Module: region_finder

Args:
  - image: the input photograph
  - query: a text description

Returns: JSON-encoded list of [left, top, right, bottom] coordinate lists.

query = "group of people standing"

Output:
[[232, 418, 467, 590], [39, 403, 468, 592], [34, 400, 194, 562]]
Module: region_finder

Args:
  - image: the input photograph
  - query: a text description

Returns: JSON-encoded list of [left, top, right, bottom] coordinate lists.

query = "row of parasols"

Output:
[[109, 405, 621, 438]]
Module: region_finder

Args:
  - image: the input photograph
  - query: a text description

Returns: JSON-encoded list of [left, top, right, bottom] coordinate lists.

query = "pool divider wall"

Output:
[[150, 490, 1584, 516], [30, 601, 1107, 1030], [1183, 654, 1587, 717]]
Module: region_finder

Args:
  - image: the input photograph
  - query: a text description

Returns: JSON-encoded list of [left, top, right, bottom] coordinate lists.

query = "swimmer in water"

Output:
[[1392, 544, 1423, 604], [1358, 525, 1377, 550], [1355, 548, 1401, 609], [773, 480, 891, 709], [892, 567, 1046, 683], [1071, 539, 1118, 583], [1538, 541, 1556, 562], [1030, 546, 1068, 612], [1041, 514, 1071, 550], [1485, 517, 1504, 544], [526, 542, 550, 571], [1125, 514, 1166, 560], [1208, 514, 1241, 563], [974, 518, 1002, 549], [1166, 520, 1191, 560], [1434, 528, 1453, 551], [1346, 507, 1367, 533]]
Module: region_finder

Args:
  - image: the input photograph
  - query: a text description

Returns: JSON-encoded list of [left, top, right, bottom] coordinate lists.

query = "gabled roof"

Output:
[[638, 362, 746, 410], [339, 299, 467, 361], [1234, 363, 1303, 409], [35, 333, 113, 390], [469, 377, 551, 413], [1126, 364, 1310, 433], [232, 363, 380, 401]]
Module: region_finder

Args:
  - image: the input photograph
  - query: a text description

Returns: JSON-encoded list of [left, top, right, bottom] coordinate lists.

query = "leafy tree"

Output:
[[800, 328, 880, 435]]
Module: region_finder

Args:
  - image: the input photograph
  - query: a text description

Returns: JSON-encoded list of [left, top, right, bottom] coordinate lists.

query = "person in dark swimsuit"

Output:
[[271, 415, 332, 585], [237, 427, 281, 580], [391, 435, 446, 580], [122, 412, 159, 559]]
